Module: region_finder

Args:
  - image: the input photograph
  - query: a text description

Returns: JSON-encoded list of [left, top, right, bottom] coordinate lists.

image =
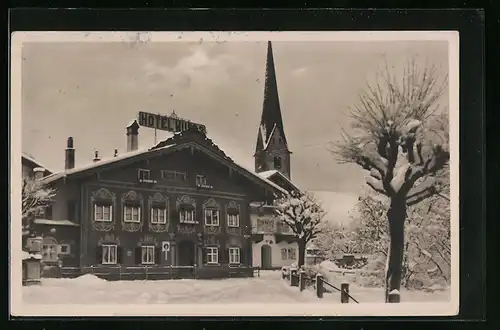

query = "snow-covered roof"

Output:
[[40, 145, 175, 185], [34, 219, 80, 227], [257, 170, 300, 193], [22, 152, 53, 174]]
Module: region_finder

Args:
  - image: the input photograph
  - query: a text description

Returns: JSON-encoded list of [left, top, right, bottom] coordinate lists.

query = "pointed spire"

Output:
[[260, 41, 287, 146]]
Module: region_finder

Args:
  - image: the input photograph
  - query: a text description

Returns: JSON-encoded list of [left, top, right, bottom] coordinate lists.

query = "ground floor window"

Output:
[[281, 248, 296, 261], [229, 247, 240, 264], [206, 247, 219, 264], [141, 245, 155, 264], [42, 243, 59, 263], [102, 244, 118, 264]]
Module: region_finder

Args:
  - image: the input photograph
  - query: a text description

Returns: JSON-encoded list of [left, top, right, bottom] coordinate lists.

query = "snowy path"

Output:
[[22, 270, 450, 305], [23, 271, 320, 305]]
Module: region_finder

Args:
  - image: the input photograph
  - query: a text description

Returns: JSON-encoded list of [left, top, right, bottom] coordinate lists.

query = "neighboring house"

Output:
[[22, 153, 53, 180], [34, 123, 286, 279], [250, 42, 302, 270]]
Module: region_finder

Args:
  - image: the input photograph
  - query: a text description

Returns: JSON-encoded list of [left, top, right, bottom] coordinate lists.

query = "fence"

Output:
[[59, 265, 259, 281], [282, 266, 359, 304]]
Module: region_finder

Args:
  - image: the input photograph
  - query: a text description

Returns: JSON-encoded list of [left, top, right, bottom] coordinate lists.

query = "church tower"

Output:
[[254, 41, 292, 180]]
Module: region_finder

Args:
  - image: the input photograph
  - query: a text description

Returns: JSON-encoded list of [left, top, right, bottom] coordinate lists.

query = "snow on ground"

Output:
[[22, 270, 450, 305]]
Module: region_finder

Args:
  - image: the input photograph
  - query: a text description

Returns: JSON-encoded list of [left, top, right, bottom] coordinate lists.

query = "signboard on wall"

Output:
[[138, 111, 207, 134], [162, 241, 171, 252]]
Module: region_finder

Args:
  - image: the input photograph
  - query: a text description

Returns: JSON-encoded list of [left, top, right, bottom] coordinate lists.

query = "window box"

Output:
[[138, 169, 157, 184], [196, 175, 213, 189]]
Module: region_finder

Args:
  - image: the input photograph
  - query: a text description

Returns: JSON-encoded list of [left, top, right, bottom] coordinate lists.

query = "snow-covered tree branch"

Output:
[[22, 178, 56, 237], [332, 57, 449, 301], [274, 191, 326, 267]]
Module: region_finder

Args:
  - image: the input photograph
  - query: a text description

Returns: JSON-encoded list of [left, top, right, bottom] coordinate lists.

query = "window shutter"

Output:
[[135, 247, 142, 264], [96, 246, 103, 264], [117, 246, 122, 264], [110, 205, 113, 221], [202, 248, 207, 264], [155, 246, 161, 264], [240, 247, 245, 265]]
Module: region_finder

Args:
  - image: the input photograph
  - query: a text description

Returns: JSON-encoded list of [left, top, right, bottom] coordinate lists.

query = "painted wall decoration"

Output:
[[91, 188, 116, 232], [148, 192, 170, 233], [121, 190, 144, 232]]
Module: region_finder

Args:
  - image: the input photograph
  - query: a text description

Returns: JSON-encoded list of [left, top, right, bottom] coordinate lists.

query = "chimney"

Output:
[[65, 137, 75, 170], [126, 120, 140, 152], [114, 149, 118, 157], [93, 150, 101, 163], [33, 167, 45, 180]]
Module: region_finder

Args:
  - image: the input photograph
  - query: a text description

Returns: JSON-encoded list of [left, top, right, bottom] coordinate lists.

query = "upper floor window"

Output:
[[151, 207, 167, 224], [204, 209, 220, 226], [273, 156, 282, 170], [196, 175, 207, 186], [179, 208, 196, 224], [124, 205, 141, 223], [94, 203, 112, 222], [138, 169, 150, 181], [161, 170, 187, 182], [227, 213, 240, 228]]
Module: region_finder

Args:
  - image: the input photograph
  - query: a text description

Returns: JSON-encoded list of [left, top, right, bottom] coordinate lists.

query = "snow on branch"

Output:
[[22, 178, 56, 236], [274, 191, 326, 243]]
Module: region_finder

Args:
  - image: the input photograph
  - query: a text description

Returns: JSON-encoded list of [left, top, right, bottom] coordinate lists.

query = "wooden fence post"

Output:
[[341, 281, 350, 303], [290, 269, 299, 287], [388, 289, 401, 303], [299, 270, 306, 292], [316, 274, 324, 298]]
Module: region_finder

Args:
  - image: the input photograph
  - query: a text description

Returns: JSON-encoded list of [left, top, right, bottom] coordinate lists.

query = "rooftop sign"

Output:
[[138, 111, 207, 135]]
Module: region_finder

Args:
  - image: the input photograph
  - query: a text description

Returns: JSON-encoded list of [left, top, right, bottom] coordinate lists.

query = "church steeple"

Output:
[[254, 41, 292, 179]]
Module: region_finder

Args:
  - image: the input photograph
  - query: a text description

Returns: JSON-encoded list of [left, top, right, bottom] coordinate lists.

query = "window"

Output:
[[94, 204, 112, 222], [102, 244, 118, 264], [273, 156, 282, 170], [281, 248, 297, 261], [138, 169, 150, 181], [42, 243, 58, 262], [206, 247, 219, 264], [141, 245, 155, 264], [227, 213, 240, 227], [161, 170, 187, 182], [151, 207, 167, 224], [179, 209, 196, 223], [279, 221, 292, 233], [229, 247, 240, 264], [196, 175, 207, 186], [59, 244, 71, 255], [124, 205, 141, 223], [204, 209, 220, 226]]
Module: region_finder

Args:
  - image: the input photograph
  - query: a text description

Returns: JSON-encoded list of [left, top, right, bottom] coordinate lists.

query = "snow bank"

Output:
[[74, 274, 107, 286]]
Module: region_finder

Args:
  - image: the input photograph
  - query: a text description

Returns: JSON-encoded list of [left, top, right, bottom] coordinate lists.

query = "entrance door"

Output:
[[178, 240, 196, 266], [261, 244, 272, 269]]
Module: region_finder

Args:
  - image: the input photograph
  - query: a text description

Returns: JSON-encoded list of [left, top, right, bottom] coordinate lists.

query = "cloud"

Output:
[[291, 66, 308, 77]]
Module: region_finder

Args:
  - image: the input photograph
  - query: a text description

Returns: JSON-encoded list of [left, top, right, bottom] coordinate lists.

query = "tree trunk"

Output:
[[297, 239, 307, 268], [384, 197, 407, 302]]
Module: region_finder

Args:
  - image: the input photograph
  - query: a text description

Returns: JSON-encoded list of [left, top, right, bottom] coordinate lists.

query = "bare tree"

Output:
[[274, 191, 326, 267], [333, 58, 449, 301], [22, 178, 56, 237]]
